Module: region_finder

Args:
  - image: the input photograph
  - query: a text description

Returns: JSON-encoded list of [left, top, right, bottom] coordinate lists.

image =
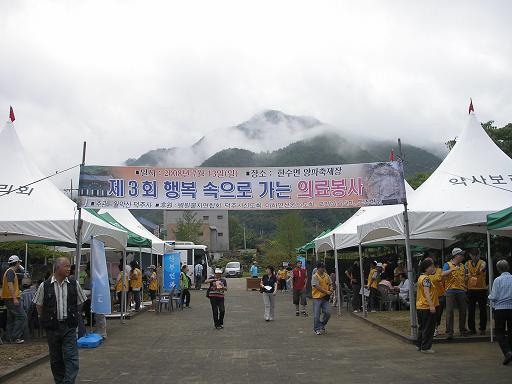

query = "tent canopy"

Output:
[[358, 114, 512, 244], [0, 122, 127, 249], [487, 206, 512, 236], [98, 209, 166, 255]]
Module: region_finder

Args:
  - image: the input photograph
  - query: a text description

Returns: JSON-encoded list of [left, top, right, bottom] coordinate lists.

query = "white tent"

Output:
[[315, 182, 455, 252], [98, 208, 165, 255], [358, 114, 512, 244], [0, 121, 127, 249]]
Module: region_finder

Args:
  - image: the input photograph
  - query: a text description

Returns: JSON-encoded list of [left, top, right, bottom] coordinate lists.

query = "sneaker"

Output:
[[315, 330, 322, 335], [421, 349, 435, 354], [353, 310, 359, 313], [371, 310, 377, 313], [320, 328, 326, 334], [296, 311, 300, 316], [265, 318, 270, 322], [219, 325, 224, 329], [14, 339, 24, 344], [503, 352, 512, 366], [302, 311, 308, 317]]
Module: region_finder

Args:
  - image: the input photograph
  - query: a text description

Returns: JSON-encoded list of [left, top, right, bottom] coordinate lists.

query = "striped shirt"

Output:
[[33, 276, 87, 320], [489, 272, 512, 310]]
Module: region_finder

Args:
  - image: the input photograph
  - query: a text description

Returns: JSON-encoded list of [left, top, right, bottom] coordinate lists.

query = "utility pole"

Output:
[[243, 224, 247, 250]]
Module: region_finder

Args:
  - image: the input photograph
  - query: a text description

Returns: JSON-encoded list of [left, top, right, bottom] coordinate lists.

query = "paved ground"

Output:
[[5, 278, 510, 383]]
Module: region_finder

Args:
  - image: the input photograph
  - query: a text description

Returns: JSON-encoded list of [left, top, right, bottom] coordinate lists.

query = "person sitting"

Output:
[[378, 277, 396, 310], [395, 273, 410, 309]]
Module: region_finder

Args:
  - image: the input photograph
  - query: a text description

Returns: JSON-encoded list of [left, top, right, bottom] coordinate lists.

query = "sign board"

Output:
[[78, 162, 406, 210], [163, 252, 181, 291]]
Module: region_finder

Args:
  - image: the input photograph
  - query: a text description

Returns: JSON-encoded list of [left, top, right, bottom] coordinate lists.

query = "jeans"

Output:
[[181, 289, 191, 307], [467, 289, 487, 331], [417, 308, 437, 351], [445, 291, 467, 336], [195, 275, 203, 290], [351, 284, 361, 311], [436, 296, 446, 327], [494, 309, 512, 357], [132, 290, 141, 311], [313, 298, 331, 331], [5, 299, 27, 341], [47, 323, 79, 384], [209, 297, 225, 327], [262, 293, 275, 320]]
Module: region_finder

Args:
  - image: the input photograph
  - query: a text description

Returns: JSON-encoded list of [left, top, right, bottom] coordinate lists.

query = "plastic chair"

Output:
[[171, 288, 183, 311]]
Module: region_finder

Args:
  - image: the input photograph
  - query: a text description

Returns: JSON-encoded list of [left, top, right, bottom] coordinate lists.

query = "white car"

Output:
[[224, 262, 243, 278]]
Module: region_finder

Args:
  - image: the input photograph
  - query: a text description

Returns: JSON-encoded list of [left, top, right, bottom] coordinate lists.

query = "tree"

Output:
[[446, 121, 512, 157], [173, 211, 202, 243], [275, 211, 306, 259], [406, 172, 432, 189]]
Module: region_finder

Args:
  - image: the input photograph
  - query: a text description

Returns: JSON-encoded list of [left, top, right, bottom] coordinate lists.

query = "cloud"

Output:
[[1, 0, 511, 188]]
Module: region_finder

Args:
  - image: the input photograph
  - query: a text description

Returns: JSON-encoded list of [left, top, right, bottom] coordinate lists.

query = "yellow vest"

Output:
[[130, 268, 142, 289], [149, 272, 158, 290], [367, 268, 378, 289], [445, 261, 466, 291], [312, 272, 331, 299], [416, 274, 439, 310], [115, 271, 129, 292], [466, 260, 487, 290], [431, 267, 446, 297], [1, 267, 20, 299]]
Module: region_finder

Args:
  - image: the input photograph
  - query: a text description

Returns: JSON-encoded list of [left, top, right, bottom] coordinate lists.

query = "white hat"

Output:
[[8, 255, 21, 264], [376, 262, 383, 267], [215, 268, 223, 274], [451, 248, 465, 257]]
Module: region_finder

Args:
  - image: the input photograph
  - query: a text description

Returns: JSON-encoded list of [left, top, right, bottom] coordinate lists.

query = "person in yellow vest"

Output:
[[1, 255, 27, 343], [130, 260, 143, 311], [115, 263, 129, 313], [148, 265, 158, 312], [416, 258, 439, 353], [466, 249, 487, 335], [311, 262, 333, 335], [366, 261, 381, 312], [442, 248, 469, 339], [430, 258, 446, 337]]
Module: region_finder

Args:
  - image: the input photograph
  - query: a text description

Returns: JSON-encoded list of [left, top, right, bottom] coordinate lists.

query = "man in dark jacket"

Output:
[[33, 257, 87, 383]]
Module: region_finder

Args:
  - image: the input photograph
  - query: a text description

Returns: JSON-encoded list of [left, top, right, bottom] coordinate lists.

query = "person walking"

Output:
[[1, 255, 27, 344], [33, 257, 87, 384], [416, 258, 439, 354], [115, 264, 129, 313], [260, 265, 278, 321], [194, 262, 204, 290], [443, 248, 469, 339], [292, 260, 308, 317], [205, 268, 227, 329], [180, 265, 191, 308], [489, 260, 512, 365], [466, 249, 488, 335], [345, 260, 362, 313], [129, 261, 142, 311], [312, 262, 332, 335], [148, 265, 158, 312]]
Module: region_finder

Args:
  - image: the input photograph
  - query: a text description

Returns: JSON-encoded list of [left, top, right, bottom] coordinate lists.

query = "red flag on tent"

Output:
[[468, 98, 474, 114], [389, 149, 395, 161], [9, 106, 15, 122]]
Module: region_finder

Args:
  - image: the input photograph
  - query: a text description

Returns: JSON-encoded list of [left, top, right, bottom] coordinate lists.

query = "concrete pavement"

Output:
[[5, 278, 510, 383]]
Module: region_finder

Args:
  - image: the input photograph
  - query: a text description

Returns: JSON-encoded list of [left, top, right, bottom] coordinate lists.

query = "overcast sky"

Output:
[[1, 0, 511, 188]]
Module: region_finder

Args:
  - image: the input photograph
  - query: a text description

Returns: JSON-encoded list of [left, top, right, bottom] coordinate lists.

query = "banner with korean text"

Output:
[[78, 162, 406, 210], [163, 252, 181, 290]]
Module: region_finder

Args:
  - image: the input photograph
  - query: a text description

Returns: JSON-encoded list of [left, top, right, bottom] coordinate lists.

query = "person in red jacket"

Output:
[[292, 260, 308, 317]]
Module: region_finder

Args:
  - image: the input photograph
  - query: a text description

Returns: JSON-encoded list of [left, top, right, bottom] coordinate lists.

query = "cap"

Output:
[[215, 268, 223, 274], [376, 262, 383, 268], [451, 248, 465, 257], [8, 255, 21, 264], [149, 265, 156, 270]]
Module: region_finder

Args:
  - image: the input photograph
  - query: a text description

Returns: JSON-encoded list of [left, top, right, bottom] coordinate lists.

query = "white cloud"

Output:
[[1, 0, 511, 188]]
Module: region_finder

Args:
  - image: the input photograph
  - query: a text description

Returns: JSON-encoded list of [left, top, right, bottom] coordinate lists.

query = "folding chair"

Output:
[[171, 287, 183, 311], [157, 292, 172, 313]]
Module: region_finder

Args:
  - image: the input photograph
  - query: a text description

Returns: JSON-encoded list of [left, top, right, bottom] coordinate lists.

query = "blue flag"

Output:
[[163, 252, 181, 291], [91, 238, 111, 314]]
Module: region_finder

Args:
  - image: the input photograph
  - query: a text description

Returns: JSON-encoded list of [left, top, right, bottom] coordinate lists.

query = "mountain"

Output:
[[126, 110, 334, 167]]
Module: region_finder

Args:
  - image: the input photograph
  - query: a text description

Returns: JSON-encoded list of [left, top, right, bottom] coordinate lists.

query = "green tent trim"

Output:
[[487, 206, 512, 231]]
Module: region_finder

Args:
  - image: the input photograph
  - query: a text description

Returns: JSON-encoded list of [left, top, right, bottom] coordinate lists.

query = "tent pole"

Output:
[[441, 240, 445, 265], [25, 243, 28, 271], [315, 248, 318, 263], [323, 251, 326, 263], [487, 231, 494, 343], [333, 234, 341, 317], [403, 203, 418, 340], [75, 141, 87, 277], [359, 244, 367, 318], [121, 250, 127, 324], [139, 246, 143, 309]]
